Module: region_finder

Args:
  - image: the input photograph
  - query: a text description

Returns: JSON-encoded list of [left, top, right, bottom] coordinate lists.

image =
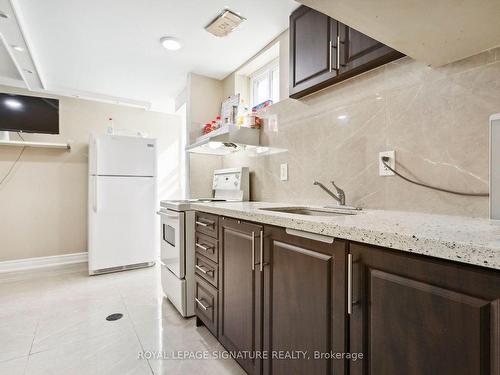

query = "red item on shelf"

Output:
[[203, 123, 212, 134]]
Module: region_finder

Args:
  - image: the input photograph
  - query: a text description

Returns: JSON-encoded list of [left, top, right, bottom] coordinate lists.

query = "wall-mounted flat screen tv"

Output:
[[0, 93, 59, 134]]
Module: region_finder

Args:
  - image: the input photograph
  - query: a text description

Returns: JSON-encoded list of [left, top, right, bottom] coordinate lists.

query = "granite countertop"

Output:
[[190, 201, 500, 271]]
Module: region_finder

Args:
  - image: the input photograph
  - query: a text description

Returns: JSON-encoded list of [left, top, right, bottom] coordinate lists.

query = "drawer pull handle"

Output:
[[196, 264, 214, 276], [195, 297, 211, 311], [196, 219, 214, 227], [196, 243, 212, 252]]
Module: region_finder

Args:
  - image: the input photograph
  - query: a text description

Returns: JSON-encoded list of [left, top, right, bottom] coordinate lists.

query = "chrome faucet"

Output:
[[313, 180, 346, 206]]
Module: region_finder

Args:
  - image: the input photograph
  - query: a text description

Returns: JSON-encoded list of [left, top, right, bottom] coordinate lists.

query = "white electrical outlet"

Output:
[[379, 151, 395, 176], [280, 163, 288, 181]]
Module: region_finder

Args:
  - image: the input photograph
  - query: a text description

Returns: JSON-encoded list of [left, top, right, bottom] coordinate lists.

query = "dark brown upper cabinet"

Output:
[[289, 6, 338, 98], [289, 5, 404, 99], [338, 23, 403, 77]]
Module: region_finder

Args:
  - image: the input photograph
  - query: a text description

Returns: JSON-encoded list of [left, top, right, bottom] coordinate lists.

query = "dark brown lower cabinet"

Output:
[[262, 227, 347, 375], [218, 218, 264, 375], [349, 243, 500, 375], [196, 211, 500, 375], [218, 219, 348, 375]]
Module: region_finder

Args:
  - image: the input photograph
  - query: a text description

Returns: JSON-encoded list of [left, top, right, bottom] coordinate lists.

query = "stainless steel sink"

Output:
[[259, 206, 360, 217]]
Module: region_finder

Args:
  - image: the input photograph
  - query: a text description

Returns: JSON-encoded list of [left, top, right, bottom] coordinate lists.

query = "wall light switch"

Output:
[[280, 163, 288, 181], [268, 114, 279, 132], [379, 151, 396, 176]]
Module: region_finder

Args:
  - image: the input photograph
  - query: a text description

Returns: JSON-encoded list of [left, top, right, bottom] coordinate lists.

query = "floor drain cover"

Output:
[[106, 313, 123, 321]]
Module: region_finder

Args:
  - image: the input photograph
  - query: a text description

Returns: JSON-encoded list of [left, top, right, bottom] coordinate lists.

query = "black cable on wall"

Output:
[[0, 133, 27, 188], [381, 156, 489, 197]]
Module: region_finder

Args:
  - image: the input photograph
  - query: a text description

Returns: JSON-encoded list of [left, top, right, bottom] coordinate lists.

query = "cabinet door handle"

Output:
[[329, 40, 333, 72], [195, 297, 211, 311], [259, 230, 264, 272], [196, 243, 212, 252], [251, 232, 255, 271], [195, 264, 213, 276], [196, 221, 209, 227], [336, 35, 341, 71], [347, 253, 353, 315]]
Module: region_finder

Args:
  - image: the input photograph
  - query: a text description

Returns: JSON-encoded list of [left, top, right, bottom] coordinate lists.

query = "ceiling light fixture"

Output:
[[4, 98, 23, 110], [11, 45, 24, 52], [337, 115, 348, 120], [205, 9, 245, 37], [160, 37, 182, 51]]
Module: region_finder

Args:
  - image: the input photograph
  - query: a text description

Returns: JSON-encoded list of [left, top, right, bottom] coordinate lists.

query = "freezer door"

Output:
[[89, 134, 157, 177], [88, 175, 157, 272]]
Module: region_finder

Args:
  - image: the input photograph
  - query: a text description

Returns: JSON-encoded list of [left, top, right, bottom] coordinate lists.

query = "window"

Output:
[[250, 59, 279, 108]]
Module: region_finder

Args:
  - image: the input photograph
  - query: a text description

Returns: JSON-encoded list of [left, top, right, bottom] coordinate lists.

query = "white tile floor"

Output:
[[0, 264, 245, 375]]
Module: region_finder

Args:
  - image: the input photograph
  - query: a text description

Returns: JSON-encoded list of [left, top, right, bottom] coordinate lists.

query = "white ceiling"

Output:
[[0, 0, 45, 90], [3, 0, 296, 112], [0, 40, 19, 79]]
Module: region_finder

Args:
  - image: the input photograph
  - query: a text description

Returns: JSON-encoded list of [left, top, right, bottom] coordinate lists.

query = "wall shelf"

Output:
[[186, 124, 260, 155], [0, 140, 71, 150]]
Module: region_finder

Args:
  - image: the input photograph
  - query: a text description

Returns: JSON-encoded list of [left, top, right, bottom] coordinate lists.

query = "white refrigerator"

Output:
[[88, 134, 157, 275]]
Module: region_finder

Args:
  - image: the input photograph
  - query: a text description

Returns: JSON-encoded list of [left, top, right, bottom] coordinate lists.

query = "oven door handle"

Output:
[[156, 211, 179, 219]]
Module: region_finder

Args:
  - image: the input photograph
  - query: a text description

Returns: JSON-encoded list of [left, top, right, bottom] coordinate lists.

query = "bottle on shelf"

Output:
[[236, 99, 249, 127], [106, 118, 114, 135]]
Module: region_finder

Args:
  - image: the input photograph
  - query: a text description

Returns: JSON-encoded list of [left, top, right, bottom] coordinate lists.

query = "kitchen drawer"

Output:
[[195, 212, 219, 239], [195, 276, 218, 337], [195, 232, 218, 264], [195, 253, 218, 288]]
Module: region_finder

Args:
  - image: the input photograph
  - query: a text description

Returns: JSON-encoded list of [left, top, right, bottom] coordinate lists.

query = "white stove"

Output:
[[157, 167, 249, 317], [161, 198, 227, 212]]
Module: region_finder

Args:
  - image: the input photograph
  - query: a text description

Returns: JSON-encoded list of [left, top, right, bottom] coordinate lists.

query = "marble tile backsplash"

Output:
[[205, 50, 499, 217]]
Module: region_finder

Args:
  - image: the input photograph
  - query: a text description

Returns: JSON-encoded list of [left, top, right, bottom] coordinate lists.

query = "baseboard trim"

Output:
[[0, 252, 88, 274]]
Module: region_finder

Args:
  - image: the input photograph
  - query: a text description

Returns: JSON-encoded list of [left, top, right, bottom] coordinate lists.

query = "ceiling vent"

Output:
[[205, 9, 245, 37]]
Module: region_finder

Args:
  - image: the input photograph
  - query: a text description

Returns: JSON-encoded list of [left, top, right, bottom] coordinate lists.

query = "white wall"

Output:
[[222, 30, 289, 103], [186, 73, 225, 198], [0, 86, 183, 261], [222, 48, 499, 217]]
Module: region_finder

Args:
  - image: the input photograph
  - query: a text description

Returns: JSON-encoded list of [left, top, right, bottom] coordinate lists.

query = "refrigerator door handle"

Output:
[[93, 177, 98, 212], [92, 136, 99, 213]]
